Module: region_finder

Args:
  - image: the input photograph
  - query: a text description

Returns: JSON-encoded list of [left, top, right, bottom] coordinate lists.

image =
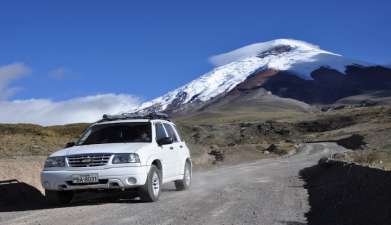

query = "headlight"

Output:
[[44, 156, 66, 168], [112, 153, 140, 164]]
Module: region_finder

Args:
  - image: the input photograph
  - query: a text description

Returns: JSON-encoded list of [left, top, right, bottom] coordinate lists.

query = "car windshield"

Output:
[[76, 122, 152, 145]]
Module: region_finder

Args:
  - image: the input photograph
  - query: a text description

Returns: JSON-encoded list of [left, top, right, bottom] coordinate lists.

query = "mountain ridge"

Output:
[[138, 39, 389, 114]]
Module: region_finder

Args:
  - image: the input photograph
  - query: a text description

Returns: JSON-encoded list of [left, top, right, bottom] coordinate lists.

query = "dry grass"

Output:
[[175, 110, 307, 125], [0, 123, 89, 157], [335, 150, 391, 171]]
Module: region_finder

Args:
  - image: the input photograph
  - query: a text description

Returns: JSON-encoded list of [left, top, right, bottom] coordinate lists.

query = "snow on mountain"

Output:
[[209, 39, 324, 66], [139, 39, 370, 111]]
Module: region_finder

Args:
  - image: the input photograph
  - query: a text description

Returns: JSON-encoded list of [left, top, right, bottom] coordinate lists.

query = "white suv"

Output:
[[41, 113, 192, 205]]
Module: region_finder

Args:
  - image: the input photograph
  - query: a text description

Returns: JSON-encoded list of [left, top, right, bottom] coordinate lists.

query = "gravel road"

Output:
[[0, 143, 345, 225]]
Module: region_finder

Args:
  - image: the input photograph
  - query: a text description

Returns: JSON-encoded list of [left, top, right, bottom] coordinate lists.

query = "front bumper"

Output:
[[41, 165, 150, 191]]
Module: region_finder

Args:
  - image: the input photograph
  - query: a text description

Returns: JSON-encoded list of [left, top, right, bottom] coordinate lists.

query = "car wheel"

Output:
[[45, 190, 74, 205], [139, 165, 161, 202], [175, 161, 191, 191]]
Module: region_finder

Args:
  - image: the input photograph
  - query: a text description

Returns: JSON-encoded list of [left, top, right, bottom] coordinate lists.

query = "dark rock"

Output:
[[300, 161, 391, 225], [257, 45, 293, 58], [262, 65, 391, 104], [336, 134, 366, 150], [208, 150, 224, 161], [257, 121, 291, 136], [266, 144, 278, 152], [296, 116, 355, 132]]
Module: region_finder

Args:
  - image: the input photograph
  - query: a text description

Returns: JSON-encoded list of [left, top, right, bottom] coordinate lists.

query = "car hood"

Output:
[[50, 143, 151, 157]]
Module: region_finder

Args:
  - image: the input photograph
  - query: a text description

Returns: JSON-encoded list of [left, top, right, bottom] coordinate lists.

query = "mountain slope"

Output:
[[262, 66, 391, 104], [139, 39, 389, 114]]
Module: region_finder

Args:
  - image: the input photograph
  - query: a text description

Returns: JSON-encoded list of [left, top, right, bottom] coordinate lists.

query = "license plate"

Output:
[[72, 174, 98, 184]]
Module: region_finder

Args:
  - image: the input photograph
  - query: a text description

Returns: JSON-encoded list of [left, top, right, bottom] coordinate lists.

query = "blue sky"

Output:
[[0, 0, 390, 124], [1, 0, 391, 101]]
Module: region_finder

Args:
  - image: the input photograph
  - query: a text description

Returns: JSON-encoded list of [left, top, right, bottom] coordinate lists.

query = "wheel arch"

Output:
[[150, 159, 163, 179], [185, 157, 192, 176], [185, 157, 192, 167]]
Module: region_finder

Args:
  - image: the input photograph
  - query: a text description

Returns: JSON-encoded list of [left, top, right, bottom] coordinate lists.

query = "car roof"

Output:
[[93, 119, 173, 126]]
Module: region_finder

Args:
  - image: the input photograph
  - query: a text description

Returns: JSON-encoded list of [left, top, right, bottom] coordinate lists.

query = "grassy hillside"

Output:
[[0, 123, 89, 157], [1, 105, 391, 168], [1, 105, 391, 193]]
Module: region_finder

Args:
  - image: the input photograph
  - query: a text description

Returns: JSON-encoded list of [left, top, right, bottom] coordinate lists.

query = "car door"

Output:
[[172, 124, 189, 175], [163, 123, 183, 177], [154, 122, 176, 181]]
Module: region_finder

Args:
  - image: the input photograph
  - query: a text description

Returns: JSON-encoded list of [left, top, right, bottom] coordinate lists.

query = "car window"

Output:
[[76, 122, 152, 145], [155, 122, 167, 140], [172, 125, 182, 141], [163, 123, 178, 142]]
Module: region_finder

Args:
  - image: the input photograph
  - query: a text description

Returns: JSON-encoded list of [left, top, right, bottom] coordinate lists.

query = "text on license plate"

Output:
[[72, 174, 98, 184]]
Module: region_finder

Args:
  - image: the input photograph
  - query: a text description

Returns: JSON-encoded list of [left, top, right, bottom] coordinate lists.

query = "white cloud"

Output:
[[48, 66, 73, 80], [0, 63, 31, 99], [48, 67, 66, 79], [0, 63, 142, 125], [0, 94, 141, 126]]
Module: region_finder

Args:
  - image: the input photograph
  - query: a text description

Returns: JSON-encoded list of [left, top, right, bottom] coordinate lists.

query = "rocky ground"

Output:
[[301, 158, 391, 225], [0, 143, 345, 225], [178, 105, 391, 170], [1, 143, 390, 225]]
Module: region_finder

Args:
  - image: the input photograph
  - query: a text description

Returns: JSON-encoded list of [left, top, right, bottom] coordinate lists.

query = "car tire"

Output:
[[139, 165, 161, 202], [45, 190, 74, 205], [175, 161, 191, 191]]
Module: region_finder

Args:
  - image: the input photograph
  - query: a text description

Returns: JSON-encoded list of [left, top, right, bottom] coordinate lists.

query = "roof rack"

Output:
[[97, 112, 170, 123]]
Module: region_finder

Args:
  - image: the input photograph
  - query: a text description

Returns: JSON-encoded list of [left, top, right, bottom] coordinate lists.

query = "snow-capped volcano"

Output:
[[139, 39, 377, 112], [210, 39, 331, 66]]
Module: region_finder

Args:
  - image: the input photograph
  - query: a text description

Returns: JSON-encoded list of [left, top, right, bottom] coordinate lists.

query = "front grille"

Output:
[[67, 153, 112, 167]]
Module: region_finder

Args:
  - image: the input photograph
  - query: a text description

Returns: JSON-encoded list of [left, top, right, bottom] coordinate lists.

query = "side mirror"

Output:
[[157, 137, 173, 146], [65, 142, 75, 148]]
